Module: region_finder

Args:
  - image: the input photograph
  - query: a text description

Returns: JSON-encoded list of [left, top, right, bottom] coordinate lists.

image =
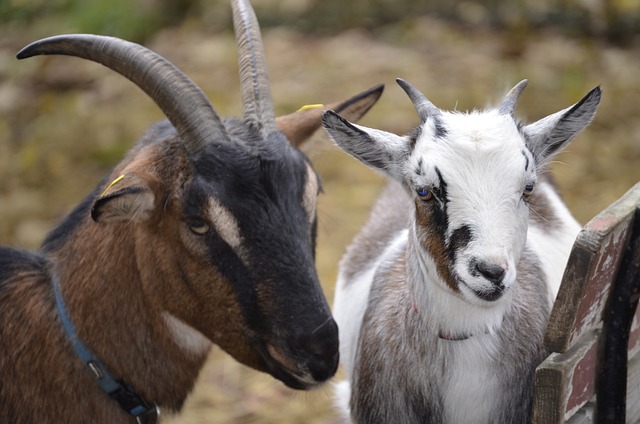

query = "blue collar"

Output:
[[52, 273, 160, 424]]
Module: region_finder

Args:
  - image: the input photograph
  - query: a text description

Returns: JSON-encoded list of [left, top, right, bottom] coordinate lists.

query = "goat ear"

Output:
[[276, 84, 384, 147], [523, 86, 602, 165], [91, 174, 156, 223], [322, 110, 407, 178]]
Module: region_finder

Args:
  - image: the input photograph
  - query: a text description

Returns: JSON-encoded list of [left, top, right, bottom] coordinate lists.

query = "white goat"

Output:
[[322, 79, 601, 424]]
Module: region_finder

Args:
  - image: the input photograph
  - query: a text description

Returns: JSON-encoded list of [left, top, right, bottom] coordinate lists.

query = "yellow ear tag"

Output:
[[100, 174, 125, 197], [296, 103, 324, 112]]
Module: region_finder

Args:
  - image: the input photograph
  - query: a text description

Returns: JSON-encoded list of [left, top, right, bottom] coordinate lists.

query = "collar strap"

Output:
[[412, 300, 474, 342], [52, 273, 159, 424], [438, 330, 472, 341]]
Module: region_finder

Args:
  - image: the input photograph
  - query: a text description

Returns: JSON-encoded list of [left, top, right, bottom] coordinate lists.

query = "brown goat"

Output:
[[0, 1, 383, 422]]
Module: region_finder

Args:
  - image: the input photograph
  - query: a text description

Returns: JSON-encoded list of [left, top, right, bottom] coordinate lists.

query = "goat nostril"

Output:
[[475, 261, 506, 285], [299, 318, 339, 357], [294, 318, 339, 379]]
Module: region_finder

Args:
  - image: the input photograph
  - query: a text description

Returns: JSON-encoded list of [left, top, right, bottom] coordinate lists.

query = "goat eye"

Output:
[[189, 220, 210, 235], [523, 183, 535, 197], [416, 187, 433, 201]]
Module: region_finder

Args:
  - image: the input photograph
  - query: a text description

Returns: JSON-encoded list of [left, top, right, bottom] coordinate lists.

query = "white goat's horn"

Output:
[[396, 78, 441, 124], [17, 34, 232, 158], [499, 79, 528, 117], [232, 0, 277, 137]]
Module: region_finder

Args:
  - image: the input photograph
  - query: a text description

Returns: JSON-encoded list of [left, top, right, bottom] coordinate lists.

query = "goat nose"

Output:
[[296, 318, 339, 381], [475, 260, 506, 285]]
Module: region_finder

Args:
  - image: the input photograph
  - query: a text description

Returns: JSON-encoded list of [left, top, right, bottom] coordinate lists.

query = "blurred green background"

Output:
[[1, 0, 639, 422]]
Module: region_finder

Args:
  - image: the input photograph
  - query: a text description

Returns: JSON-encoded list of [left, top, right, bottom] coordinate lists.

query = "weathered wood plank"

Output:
[[533, 330, 600, 424], [566, 402, 595, 424], [596, 207, 640, 423], [546, 182, 640, 353], [534, 327, 640, 423], [627, 352, 640, 423]]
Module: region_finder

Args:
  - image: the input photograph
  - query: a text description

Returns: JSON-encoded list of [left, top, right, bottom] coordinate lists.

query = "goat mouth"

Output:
[[457, 277, 505, 302], [261, 344, 322, 390], [472, 285, 505, 302]]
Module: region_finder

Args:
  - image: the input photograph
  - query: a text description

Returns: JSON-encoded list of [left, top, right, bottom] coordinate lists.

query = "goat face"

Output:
[[323, 79, 601, 306], [177, 127, 336, 390], [406, 111, 534, 305], [87, 121, 336, 389]]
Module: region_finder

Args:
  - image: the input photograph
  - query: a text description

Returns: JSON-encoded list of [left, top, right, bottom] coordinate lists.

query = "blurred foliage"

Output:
[[0, 0, 195, 41], [1, 0, 639, 44]]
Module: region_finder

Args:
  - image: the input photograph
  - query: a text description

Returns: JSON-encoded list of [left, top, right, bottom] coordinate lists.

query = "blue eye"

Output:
[[523, 183, 535, 197], [417, 187, 433, 201]]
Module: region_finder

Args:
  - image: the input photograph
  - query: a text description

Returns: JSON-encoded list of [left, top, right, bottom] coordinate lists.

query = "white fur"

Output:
[[163, 312, 212, 357], [526, 181, 582, 303], [333, 230, 408, 376]]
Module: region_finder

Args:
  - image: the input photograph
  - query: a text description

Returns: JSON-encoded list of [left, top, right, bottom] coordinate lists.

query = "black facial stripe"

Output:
[[447, 225, 473, 262], [201, 232, 268, 334], [433, 167, 449, 205], [430, 167, 450, 239]]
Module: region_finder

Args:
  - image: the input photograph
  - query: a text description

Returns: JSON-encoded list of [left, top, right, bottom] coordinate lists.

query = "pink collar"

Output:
[[412, 300, 473, 341]]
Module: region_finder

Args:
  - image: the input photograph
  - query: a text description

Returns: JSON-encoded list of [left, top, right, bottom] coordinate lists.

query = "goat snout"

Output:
[[474, 260, 506, 285], [295, 317, 340, 381], [468, 258, 509, 301], [265, 317, 339, 388]]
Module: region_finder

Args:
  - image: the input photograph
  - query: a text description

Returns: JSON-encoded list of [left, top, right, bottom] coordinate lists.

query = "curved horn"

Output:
[[396, 78, 441, 124], [499, 79, 528, 117], [231, 0, 277, 137], [17, 34, 231, 157]]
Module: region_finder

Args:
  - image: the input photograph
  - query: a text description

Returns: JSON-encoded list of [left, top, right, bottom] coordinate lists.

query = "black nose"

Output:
[[474, 260, 506, 285], [295, 318, 339, 381]]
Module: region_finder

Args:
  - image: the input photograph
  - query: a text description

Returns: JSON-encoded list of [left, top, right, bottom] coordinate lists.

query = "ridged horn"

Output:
[[17, 34, 231, 158], [231, 0, 277, 137], [396, 78, 441, 124], [499, 79, 528, 117]]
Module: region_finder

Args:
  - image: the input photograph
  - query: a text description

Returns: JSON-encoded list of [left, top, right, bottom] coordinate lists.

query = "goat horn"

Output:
[[231, 0, 277, 137], [499, 79, 528, 117], [396, 78, 441, 124], [17, 34, 231, 158]]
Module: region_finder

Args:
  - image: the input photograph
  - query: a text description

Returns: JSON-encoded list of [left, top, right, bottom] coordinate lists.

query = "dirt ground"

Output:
[[1, 10, 640, 423]]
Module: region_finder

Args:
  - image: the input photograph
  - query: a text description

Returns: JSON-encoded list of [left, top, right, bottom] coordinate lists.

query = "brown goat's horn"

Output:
[[498, 79, 528, 117], [231, 0, 277, 137], [17, 34, 231, 157], [396, 78, 441, 124]]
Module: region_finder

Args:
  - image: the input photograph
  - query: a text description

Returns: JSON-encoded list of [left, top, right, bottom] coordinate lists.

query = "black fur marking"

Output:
[[433, 117, 448, 139], [430, 167, 450, 239], [0, 247, 48, 290], [522, 149, 530, 171], [433, 167, 449, 207], [408, 126, 422, 153], [414, 157, 424, 176], [447, 225, 473, 262]]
